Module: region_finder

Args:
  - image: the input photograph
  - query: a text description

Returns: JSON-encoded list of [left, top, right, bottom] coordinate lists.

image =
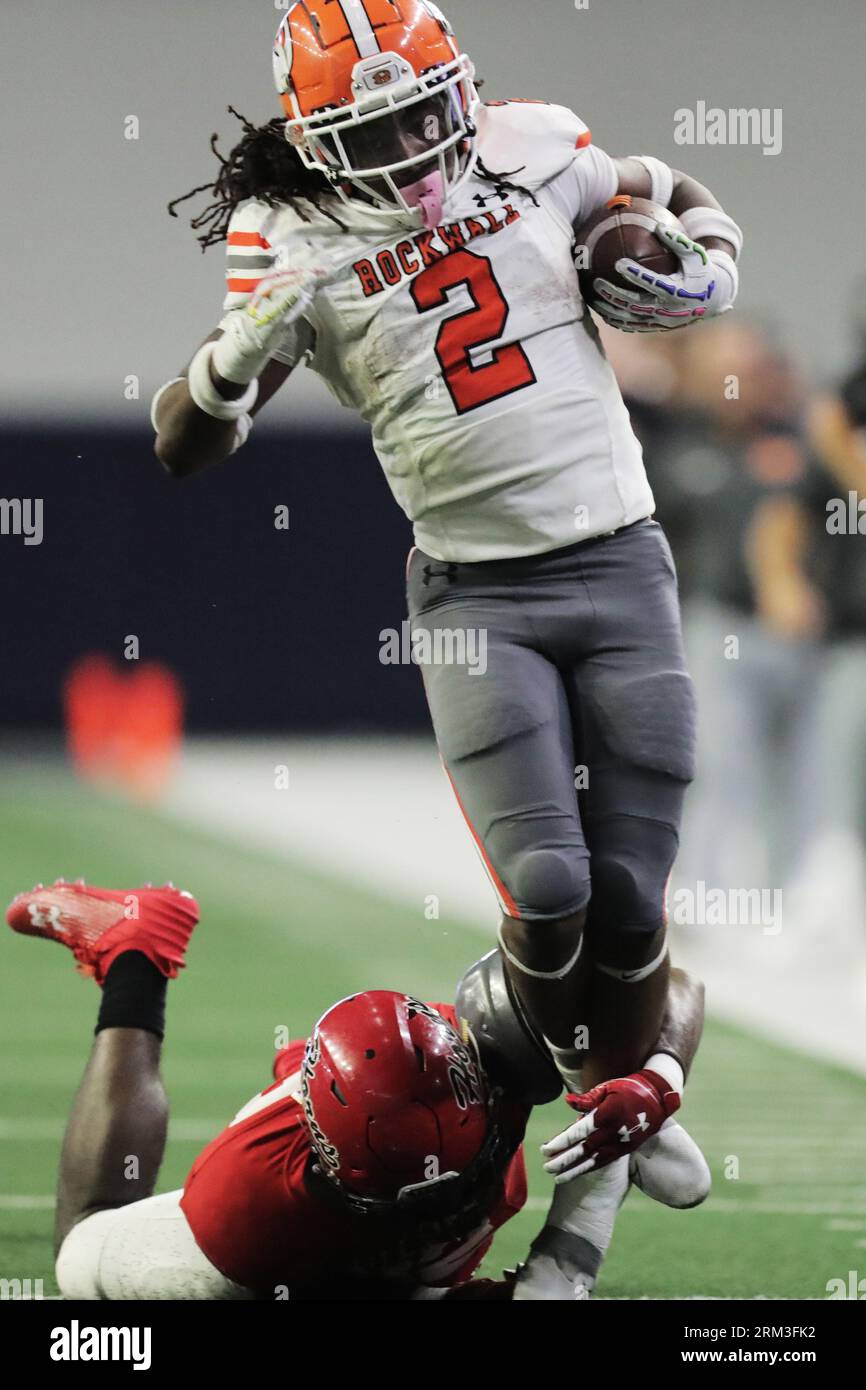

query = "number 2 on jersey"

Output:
[[410, 249, 536, 415]]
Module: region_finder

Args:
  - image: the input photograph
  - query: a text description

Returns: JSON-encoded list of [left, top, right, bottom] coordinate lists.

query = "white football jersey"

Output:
[[219, 101, 654, 562]]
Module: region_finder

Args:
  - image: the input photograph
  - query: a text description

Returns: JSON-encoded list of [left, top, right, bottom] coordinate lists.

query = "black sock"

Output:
[[96, 951, 168, 1040]]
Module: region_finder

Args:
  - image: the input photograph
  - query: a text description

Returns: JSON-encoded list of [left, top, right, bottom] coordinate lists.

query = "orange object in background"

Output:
[[63, 656, 184, 801]]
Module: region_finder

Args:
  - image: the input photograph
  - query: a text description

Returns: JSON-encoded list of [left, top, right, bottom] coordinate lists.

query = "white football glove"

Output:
[[213, 262, 331, 384], [592, 225, 737, 334]]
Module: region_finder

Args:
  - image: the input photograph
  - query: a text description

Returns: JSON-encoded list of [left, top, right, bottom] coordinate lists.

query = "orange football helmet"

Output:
[[272, 1, 479, 228]]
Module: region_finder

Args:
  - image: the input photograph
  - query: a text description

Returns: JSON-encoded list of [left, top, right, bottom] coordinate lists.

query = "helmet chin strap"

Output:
[[401, 169, 446, 230]]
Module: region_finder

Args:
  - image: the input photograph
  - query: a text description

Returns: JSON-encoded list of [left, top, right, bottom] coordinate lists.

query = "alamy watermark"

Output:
[[0, 498, 43, 545], [674, 102, 782, 156], [50, 1321, 152, 1369], [379, 621, 488, 675], [0, 1277, 44, 1299], [671, 880, 783, 935], [826, 1271, 866, 1300], [826, 492, 866, 535]]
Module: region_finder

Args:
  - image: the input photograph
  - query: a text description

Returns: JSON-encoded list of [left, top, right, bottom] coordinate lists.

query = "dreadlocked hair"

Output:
[[167, 106, 347, 250], [168, 104, 540, 252]]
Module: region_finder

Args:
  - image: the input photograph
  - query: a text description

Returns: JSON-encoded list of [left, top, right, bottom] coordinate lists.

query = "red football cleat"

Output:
[[6, 879, 199, 985]]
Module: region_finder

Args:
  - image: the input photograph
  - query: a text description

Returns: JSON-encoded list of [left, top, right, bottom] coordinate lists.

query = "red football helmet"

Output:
[[299, 991, 495, 1215], [272, 1, 479, 227]]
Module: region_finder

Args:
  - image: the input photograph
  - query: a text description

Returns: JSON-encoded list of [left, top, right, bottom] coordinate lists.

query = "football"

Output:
[[573, 195, 685, 306]]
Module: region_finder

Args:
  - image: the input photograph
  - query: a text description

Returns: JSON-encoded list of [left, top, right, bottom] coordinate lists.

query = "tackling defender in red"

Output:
[[8, 879, 709, 1301]]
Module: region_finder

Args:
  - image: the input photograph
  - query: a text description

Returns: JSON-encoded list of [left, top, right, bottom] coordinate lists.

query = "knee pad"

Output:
[[588, 816, 678, 971], [510, 846, 591, 923]]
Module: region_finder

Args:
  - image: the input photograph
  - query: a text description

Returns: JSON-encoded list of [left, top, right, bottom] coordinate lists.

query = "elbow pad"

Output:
[[628, 155, 674, 208]]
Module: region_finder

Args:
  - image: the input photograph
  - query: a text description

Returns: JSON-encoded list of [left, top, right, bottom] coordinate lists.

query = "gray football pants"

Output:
[[406, 519, 697, 959]]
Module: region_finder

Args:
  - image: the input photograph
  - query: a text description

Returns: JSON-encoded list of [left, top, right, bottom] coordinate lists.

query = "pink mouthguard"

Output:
[[402, 170, 445, 230]]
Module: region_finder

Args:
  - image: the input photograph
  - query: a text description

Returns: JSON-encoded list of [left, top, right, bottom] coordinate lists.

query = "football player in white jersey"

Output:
[[153, 1, 741, 1294]]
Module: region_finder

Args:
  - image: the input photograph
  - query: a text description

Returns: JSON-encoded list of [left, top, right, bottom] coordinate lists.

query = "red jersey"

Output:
[[181, 1004, 529, 1295]]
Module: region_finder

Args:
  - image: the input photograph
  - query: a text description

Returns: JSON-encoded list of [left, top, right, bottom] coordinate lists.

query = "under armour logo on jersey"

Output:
[[27, 902, 66, 932], [475, 179, 521, 205], [618, 1113, 650, 1143]]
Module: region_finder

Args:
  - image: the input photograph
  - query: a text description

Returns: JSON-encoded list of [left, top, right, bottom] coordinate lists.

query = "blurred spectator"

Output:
[[605, 319, 824, 894], [748, 363, 866, 939]]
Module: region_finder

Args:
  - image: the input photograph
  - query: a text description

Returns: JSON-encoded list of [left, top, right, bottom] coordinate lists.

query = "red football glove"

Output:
[[541, 1069, 681, 1181]]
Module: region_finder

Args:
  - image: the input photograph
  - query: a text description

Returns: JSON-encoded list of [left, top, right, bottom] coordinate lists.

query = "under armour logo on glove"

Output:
[[541, 1070, 681, 1181], [618, 1113, 651, 1143]]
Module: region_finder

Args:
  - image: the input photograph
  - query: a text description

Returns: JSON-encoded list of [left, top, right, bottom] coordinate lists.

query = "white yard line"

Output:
[[0, 1195, 55, 1210], [0, 1119, 221, 1142], [5, 1193, 866, 1217], [523, 1196, 866, 1216]]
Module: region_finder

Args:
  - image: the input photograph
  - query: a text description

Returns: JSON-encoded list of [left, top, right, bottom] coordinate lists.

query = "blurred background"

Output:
[[1, 0, 865, 1299]]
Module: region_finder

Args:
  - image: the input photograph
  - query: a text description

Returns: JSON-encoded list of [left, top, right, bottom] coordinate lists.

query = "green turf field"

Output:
[[1, 762, 864, 1299]]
